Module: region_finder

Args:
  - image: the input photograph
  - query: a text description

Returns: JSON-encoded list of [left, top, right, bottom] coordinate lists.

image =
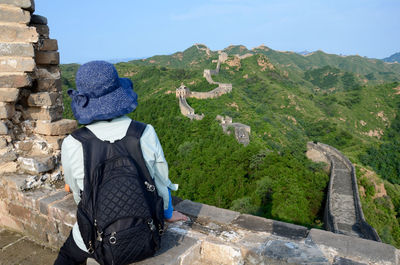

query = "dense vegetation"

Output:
[[61, 45, 400, 244]]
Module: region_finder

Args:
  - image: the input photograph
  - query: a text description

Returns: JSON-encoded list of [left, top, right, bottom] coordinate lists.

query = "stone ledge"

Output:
[[175, 199, 240, 225], [233, 214, 308, 239], [308, 229, 397, 264], [1, 174, 399, 264], [0, 73, 31, 88]]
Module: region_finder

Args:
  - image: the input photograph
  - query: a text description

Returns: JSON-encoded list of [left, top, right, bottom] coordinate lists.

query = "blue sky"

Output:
[[35, 0, 400, 64]]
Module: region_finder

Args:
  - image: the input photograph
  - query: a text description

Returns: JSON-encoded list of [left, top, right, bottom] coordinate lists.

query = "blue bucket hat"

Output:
[[68, 61, 138, 124]]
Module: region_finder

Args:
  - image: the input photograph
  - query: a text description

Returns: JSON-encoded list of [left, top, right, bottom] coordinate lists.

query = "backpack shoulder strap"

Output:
[[71, 126, 98, 143], [125, 120, 147, 139]]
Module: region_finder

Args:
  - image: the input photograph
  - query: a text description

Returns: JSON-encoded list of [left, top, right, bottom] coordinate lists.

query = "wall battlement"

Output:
[[307, 142, 381, 241], [175, 52, 250, 145]]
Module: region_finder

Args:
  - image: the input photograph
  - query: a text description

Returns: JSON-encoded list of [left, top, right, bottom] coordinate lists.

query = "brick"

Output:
[[30, 14, 47, 25], [0, 137, 7, 148], [0, 102, 15, 119], [0, 121, 8, 134], [24, 220, 49, 243], [36, 66, 60, 79], [27, 92, 59, 106], [0, 147, 17, 162], [0, 0, 34, 9], [0, 43, 34, 57], [35, 78, 61, 92], [8, 202, 31, 221], [0, 162, 18, 174], [37, 39, 58, 51], [0, 87, 19, 102], [0, 73, 31, 88], [35, 119, 77, 136], [18, 155, 55, 174], [32, 24, 49, 38], [0, 25, 38, 42], [15, 139, 33, 151], [0, 212, 24, 232], [48, 194, 77, 226], [18, 188, 49, 211], [0, 57, 35, 72], [23, 105, 63, 121], [35, 51, 59, 65], [0, 5, 30, 24], [57, 221, 73, 238], [39, 190, 68, 215], [43, 135, 64, 150]]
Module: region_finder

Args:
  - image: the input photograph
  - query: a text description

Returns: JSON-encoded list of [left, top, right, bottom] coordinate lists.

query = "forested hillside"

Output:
[[61, 44, 400, 247]]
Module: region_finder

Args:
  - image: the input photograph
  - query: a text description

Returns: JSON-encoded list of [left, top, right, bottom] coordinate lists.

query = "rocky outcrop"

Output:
[[307, 142, 381, 242], [0, 1, 77, 188]]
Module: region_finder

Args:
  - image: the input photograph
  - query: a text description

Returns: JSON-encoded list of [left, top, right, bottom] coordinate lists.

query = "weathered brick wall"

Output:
[[0, 0, 76, 189]]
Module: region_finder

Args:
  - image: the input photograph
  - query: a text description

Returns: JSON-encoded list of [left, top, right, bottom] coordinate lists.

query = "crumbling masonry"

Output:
[[0, 1, 76, 188]]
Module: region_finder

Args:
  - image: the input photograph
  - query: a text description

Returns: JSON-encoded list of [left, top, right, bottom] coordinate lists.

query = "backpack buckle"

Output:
[[144, 181, 155, 192]]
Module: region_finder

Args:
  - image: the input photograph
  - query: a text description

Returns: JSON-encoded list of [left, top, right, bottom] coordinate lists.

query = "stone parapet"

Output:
[[1, 173, 398, 265], [307, 142, 381, 242]]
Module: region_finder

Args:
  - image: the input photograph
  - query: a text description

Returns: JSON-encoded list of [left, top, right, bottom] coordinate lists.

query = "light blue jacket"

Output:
[[62, 115, 177, 252]]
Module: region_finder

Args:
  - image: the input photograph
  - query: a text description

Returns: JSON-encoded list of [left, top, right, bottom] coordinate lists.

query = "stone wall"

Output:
[[1, 169, 399, 265], [216, 115, 251, 146], [307, 142, 381, 242], [0, 0, 77, 189]]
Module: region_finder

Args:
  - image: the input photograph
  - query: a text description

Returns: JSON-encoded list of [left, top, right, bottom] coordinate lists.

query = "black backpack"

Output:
[[71, 120, 165, 265]]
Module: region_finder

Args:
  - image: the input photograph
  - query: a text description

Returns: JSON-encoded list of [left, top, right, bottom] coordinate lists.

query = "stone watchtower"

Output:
[[0, 0, 76, 187]]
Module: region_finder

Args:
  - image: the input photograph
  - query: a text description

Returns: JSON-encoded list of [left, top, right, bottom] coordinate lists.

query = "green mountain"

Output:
[[384, 52, 400, 63], [61, 44, 400, 247]]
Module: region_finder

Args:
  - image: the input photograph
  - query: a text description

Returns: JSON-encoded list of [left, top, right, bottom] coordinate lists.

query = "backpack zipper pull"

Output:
[[94, 219, 103, 242], [144, 181, 155, 192], [147, 219, 156, 231]]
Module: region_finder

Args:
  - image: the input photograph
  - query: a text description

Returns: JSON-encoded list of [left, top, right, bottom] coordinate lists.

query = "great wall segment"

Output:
[[307, 142, 381, 242], [0, 1, 399, 264], [176, 51, 251, 145]]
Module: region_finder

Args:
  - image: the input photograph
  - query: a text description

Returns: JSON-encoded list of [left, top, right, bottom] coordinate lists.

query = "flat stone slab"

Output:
[[175, 200, 239, 225], [87, 229, 200, 265], [233, 214, 308, 239], [0, 236, 57, 265], [258, 239, 329, 264], [308, 229, 397, 264], [0, 229, 22, 249]]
